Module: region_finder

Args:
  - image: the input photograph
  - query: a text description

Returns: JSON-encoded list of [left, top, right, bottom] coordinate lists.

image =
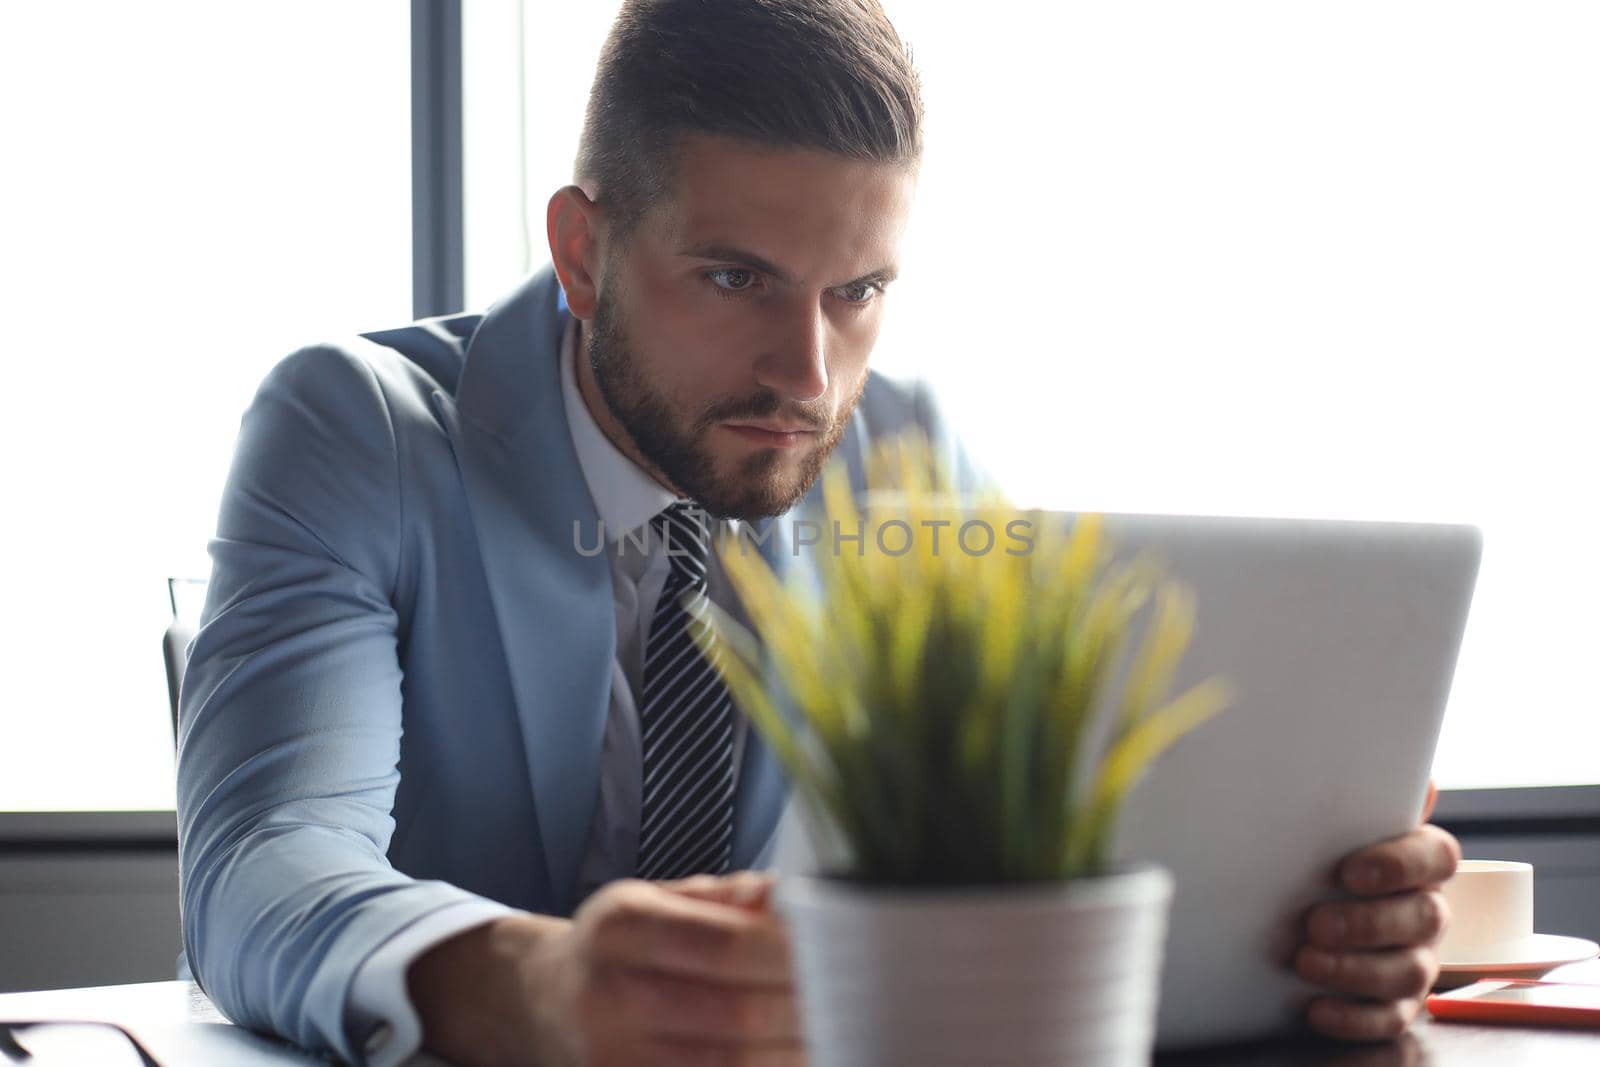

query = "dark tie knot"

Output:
[[656, 501, 711, 585]]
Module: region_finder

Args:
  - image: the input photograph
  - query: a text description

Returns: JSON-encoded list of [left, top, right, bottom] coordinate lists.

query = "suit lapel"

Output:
[[437, 266, 613, 915], [727, 516, 789, 867], [728, 416, 871, 867], [436, 264, 881, 889]]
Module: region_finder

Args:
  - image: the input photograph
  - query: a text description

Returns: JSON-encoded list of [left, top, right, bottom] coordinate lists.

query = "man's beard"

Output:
[[585, 281, 866, 521]]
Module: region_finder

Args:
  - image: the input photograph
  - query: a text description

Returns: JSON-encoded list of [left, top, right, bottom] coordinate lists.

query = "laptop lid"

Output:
[[769, 510, 1481, 1050], [1092, 512, 1480, 1048]]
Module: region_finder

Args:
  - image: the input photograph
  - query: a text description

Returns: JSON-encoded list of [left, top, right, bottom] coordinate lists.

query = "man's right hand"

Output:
[[407, 871, 804, 1067]]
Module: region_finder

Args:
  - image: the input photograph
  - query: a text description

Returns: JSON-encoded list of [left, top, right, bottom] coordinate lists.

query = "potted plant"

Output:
[[692, 431, 1235, 1067]]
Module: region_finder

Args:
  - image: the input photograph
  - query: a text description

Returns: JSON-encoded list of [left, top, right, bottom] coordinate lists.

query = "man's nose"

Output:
[[754, 299, 830, 403]]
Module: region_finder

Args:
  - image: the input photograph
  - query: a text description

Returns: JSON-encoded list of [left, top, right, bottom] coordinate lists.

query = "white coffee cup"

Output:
[[1436, 859, 1534, 963]]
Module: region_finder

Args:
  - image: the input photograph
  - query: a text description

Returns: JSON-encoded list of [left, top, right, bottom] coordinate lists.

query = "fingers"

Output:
[[1420, 779, 1438, 824], [1306, 995, 1424, 1042], [1295, 943, 1439, 1001], [1298, 876, 1445, 1047], [1307, 889, 1449, 951], [659, 871, 777, 911], [589, 879, 794, 985], [642, 1038, 807, 1067], [604, 968, 802, 1044], [1338, 825, 1461, 896]]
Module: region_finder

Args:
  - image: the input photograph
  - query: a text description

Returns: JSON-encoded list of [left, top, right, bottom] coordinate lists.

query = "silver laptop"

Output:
[[771, 511, 1482, 1050]]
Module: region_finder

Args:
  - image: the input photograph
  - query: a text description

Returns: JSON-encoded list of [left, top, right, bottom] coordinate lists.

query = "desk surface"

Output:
[[0, 982, 449, 1066], [3, 968, 1599, 1066]]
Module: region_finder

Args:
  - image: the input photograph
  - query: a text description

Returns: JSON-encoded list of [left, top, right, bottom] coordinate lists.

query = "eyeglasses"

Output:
[[0, 1020, 161, 1066]]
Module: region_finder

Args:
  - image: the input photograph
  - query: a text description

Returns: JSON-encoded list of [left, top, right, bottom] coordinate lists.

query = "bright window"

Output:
[[469, 1, 1599, 790], [0, 2, 410, 811], [7, 4, 1583, 810]]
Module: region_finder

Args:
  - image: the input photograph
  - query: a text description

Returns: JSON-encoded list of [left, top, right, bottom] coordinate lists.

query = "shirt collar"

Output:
[[559, 313, 683, 543]]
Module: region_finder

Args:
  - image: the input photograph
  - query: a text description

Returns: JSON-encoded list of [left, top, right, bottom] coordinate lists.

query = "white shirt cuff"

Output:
[[345, 898, 520, 1067]]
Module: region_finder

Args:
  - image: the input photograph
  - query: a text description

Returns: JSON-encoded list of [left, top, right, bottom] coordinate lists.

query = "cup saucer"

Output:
[[1432, 933, 1599, 989]]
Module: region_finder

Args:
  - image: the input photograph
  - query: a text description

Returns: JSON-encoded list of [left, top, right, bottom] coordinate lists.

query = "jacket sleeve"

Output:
[[344, 897, 516, 1067], [176, 342, 514, 1063], [908, 376, 995, 498]]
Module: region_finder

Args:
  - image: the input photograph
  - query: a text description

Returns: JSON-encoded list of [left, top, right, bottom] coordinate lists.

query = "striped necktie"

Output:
[[636, 501, 736, 880]]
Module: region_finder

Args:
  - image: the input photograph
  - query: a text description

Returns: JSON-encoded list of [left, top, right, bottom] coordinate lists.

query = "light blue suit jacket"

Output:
[[176, 264, 968, 1061]]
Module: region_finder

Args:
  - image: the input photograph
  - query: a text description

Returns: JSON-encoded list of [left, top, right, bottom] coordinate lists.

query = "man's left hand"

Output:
[[1295, 780, 1462, 1040]]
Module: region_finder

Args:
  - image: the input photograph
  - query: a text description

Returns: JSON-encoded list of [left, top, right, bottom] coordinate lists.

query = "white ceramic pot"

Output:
[[777, 866, 1174, 1067]]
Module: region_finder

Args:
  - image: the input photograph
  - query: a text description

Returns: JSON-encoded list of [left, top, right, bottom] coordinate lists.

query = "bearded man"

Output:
[[176, 2, 1459, 1065]]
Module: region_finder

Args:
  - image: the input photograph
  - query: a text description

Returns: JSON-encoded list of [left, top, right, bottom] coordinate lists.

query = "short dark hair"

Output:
[[574, 0, 923, 249]]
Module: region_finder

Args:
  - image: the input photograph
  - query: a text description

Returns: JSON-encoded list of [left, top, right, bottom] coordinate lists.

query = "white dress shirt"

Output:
[[343, 313, 752, 1067]]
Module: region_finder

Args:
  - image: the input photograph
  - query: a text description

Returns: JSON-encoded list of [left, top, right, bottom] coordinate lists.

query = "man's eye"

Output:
[[836, 282, 880, 305], [706, 268, 758, 296]]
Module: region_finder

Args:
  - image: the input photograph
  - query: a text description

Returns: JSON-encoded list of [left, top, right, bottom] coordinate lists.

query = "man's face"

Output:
[[582, 132, 917, 520]]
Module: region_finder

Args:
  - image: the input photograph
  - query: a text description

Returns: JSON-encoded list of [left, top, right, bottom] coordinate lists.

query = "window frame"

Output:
[[7, 0, 1588, 843]]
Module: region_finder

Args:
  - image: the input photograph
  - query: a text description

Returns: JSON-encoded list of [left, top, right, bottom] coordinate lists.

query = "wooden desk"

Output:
[[1159, 1016, 1600, 1066], [1159, 958, 1600, 1066], [2, 970, 1597, 1065]]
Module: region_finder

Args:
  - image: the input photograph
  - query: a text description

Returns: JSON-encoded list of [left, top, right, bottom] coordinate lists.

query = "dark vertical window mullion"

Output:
[[411, 0, 465, 319]]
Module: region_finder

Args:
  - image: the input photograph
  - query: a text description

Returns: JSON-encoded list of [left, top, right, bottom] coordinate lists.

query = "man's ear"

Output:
[[547, 184, 603, 319]]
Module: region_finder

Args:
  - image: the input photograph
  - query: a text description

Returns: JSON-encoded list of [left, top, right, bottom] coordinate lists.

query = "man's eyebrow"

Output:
[[849, 264, 900, 287], [677, 242, 899, 288], [678, 243, 797, 283]]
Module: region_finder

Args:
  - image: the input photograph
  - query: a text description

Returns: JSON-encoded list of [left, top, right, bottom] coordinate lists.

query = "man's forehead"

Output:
[[657, 134, 913, 226]]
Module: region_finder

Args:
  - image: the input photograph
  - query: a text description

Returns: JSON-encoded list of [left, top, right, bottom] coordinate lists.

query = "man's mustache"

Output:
[[700, 392, 828, 432]]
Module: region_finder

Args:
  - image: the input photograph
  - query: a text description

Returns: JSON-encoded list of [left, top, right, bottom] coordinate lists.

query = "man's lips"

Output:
[[720, 421, 818, 448]]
